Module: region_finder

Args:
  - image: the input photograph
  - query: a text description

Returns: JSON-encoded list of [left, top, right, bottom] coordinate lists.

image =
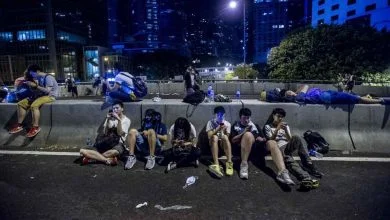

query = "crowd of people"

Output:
[[77, 102, 323, 190]]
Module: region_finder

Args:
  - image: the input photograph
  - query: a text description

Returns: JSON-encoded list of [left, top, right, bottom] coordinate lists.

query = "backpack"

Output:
[[303, 130, 330, 154], [214, 94, 232, 102], [132, 77, 148, 98], [183, 90, 206, 106]]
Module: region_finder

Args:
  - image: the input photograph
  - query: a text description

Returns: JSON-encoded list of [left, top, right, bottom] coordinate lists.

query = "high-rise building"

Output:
[[251, 0, 311, 63], [312, 0, 390, 31], [109, 0, 188, 56], [0, 0, 107, 82]]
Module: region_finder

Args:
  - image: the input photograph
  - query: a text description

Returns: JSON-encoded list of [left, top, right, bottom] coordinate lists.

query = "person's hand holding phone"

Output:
[[245, 125, 252, 132]]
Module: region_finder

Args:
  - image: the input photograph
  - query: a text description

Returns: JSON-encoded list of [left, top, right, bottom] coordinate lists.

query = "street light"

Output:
[[229, 0, 246, 64]]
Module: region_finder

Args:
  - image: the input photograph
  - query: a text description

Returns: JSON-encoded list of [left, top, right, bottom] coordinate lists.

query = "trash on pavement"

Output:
[[136, 202, 148, 209], [183, 176, 198, 189], [154, 205, 192, 211]]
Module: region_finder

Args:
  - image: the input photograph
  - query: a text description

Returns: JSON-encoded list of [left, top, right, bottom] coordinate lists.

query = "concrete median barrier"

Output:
[[1, 100, 389, 153]]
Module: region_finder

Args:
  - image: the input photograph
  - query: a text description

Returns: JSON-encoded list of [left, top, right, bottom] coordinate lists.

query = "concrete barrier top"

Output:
[[1, 99, 389, 153]]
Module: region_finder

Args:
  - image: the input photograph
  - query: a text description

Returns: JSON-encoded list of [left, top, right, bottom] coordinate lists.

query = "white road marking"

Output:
[[1, 150, 390, 162]]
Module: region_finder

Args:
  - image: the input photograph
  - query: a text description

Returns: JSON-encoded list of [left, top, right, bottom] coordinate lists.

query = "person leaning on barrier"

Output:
[[164, 117, 200, 173], [230, 108, 263, 180], [206, 106, 234, 178], [264, 108, 323, 190], [80, 101, 131, 166], [101, 71, 137, 109], [8, 64, 58, 138], [124, 109, 168, 170]]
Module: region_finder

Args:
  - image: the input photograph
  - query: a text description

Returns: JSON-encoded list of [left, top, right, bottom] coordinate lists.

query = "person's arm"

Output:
[[264, 124, 280, 141], [156, 124, 168, 142], [231, 126, 251, 144], [284, 125, 292, 140]]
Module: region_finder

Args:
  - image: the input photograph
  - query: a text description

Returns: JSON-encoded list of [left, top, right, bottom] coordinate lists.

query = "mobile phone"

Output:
[[108, 109, 113, 113], [247, 125, 252, 130]]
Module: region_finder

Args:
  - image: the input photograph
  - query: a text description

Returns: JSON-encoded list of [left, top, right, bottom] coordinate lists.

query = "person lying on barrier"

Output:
[[164, 117, 200, 173], [264, 108, 323, 190], [124, 109, 168, 170], [80, 101, 131, 166], [8, 64, 58, 138], [280, 85, 388, 105], [206, 106, 234, 178]]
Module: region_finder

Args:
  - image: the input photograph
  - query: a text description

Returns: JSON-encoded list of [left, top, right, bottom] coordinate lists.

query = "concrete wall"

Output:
[[1, 100, 389, 153], [57, 82, 390, 97]]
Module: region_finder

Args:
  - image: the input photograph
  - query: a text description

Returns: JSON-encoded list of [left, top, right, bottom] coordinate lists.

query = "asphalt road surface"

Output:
[[0, 153, 389, 220]]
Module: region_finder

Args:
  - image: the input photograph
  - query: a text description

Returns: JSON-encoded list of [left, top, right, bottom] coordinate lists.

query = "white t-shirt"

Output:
[[115, 72, 134, 88], [206, 118, 231, 135], [103, 115, 131, 143], [169, 123, 197, 141], [264, 124, 292, 148]]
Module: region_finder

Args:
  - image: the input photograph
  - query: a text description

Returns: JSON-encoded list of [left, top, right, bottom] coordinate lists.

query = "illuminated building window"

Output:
[[17, 29, 46, 41], [0, 32, 13, 42]]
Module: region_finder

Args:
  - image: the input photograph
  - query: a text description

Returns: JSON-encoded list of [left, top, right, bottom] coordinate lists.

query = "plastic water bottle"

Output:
[[210, 89, 215, 102], [86, 138, 92, 147], [309, 149, 323, 158], [207, 85, 212, 98], [236, 89, 241, 102]]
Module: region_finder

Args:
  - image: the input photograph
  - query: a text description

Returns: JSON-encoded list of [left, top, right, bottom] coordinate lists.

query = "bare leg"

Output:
[[127, 129, 138, 155], [209, 135, 219, 165], [240, 132, 254, 163], [221, 135, 232, 163], [80, 149, 108, 163], [266, 140, 286, 172], [147, 129, 156, 156], [17, 105, 27, 124], [31, 107, 40, 127], [296, 84, 309, 94], [359, 97, 383, 104]]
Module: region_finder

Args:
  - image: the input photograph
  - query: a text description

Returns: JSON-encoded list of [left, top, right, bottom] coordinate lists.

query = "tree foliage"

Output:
[[268, 24, 390, 81], [233, 64, 259, 79]]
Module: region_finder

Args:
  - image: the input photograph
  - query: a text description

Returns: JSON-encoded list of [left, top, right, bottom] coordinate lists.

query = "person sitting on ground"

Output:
[[80, 101, 131, 166], [230, 108, 263, 180], [165, 117, 200, 172], [102, 71, 137, 109], [8, 64, 58, 138], [280, 84, 387, 104], [206, 106, 234, 178], [264, 108, 322, 189], [125, 109, 168, 170]]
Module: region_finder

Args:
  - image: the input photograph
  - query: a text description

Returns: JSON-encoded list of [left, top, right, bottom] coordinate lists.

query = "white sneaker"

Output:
[[239, 163, 249, 180], [276, 169, 295, 185]]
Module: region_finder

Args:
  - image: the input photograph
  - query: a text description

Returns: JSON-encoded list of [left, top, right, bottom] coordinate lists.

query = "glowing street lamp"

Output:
[[229, 0, 246, 64]]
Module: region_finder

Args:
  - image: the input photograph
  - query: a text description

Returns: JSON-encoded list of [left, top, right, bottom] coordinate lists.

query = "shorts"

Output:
[[18, 96, 55, 109], [232, 141, 266, 157], [136, 133, 163, 155], [81, 143, 125, 155]]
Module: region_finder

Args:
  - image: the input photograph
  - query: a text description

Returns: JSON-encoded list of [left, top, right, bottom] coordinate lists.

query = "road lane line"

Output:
[[1, 150, 390, 162]]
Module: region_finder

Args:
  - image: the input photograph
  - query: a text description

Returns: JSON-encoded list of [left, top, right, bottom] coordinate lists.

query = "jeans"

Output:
[[282, 135, 312, 181]]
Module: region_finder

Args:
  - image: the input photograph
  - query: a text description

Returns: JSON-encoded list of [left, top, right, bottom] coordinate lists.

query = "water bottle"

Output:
[[207, 85, 212, 98], [309, 149, 323, 158], [86, 137, 92, 147], [210, 89, 215, 102], [236, 89, 241, 102]]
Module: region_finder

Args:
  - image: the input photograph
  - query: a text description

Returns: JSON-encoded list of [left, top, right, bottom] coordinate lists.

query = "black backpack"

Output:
[[132, 77, 148, 98], [303, 130, 330, 154], [183, 90, 206, 106]]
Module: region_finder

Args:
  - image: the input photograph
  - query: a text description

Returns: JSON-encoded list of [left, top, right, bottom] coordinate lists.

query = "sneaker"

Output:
[[276, 169, 295, 185], [145, 155, 156, 170], [239, 163, 249, 180], [301, 179, 320, 189], [302, 163, 324, 178], [9, 124, 23, 134], [225, 161, 234, 176], [124, 155, 137, 170], [26, 126, 41, 138], [165, 161, 177, 173], [81, 157, 96, 165], [208, 164, 224, 178]]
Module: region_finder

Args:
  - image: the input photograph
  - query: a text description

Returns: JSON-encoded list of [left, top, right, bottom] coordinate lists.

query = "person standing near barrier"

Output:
[[80, 101, 130, 165], [206, 106, 234, 178], [65, 74, 78, 98], [184, 66, 200, 96], [9, 64, 58, 138], [230, 108, 262, 180], [264, 108, 323, 189], [124, 109, 168, 170], [164, 117, 200, 172]]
